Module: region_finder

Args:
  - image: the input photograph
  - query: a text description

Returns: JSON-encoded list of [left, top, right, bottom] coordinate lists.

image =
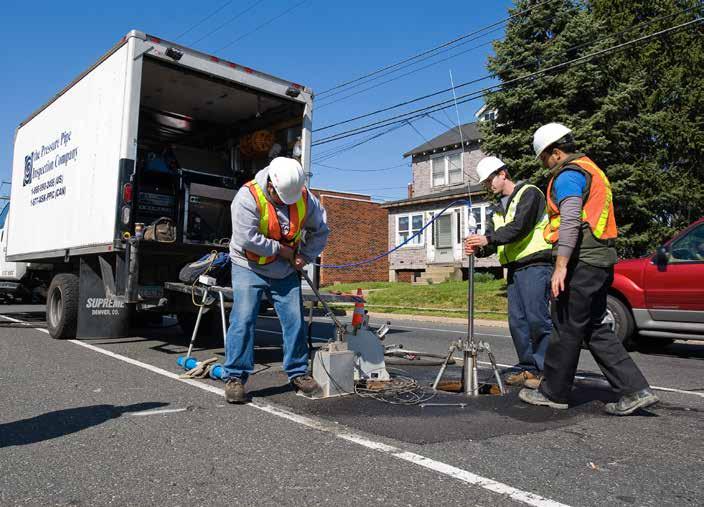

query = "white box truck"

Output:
[[4, 30, 313, 339]]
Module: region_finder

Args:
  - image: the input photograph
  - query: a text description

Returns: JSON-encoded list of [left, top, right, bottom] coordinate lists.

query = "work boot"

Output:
[[291, 374, 321, 396], [224, 378, 247, 404], [524, 375, 543, 390], [506, 370, 537, 386], [604, 388, 659, 416], [518, 388, 568, 410]]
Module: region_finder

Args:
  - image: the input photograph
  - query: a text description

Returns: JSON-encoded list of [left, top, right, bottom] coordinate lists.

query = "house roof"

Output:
[[380, 184, 486, 209], [403, 122, 482, 158]]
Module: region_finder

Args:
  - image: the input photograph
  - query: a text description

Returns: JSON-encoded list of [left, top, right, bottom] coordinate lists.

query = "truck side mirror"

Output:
[[655, 246, 669, 271]]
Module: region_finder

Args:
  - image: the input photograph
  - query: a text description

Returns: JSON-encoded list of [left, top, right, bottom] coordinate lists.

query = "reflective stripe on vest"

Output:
[[543, 156, 617, 244], [492, 184, 551, 265], [244, 181, 308, 265]]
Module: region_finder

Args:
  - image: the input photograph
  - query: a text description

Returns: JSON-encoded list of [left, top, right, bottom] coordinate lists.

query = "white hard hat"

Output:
[[268, 157, 305, 204], [476, 156, 506, 183], [532, 123, 572, 157]]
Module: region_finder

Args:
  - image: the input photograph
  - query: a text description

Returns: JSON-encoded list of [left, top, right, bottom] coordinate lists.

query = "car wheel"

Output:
[[605, 295, 636, 351], [46, 273, 79, 339]]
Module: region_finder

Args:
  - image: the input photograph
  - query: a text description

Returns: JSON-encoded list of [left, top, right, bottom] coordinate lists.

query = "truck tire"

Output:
[[606, 295, 636, 351], [46, 273, 79, 339]]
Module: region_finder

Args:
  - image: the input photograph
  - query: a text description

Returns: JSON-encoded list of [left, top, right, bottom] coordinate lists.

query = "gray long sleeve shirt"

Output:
[[229, 167, 330, 279]]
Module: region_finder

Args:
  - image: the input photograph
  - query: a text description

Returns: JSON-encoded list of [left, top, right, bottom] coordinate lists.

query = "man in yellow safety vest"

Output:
[[224, 157, 330, 404], [465, 156, 553, 386]]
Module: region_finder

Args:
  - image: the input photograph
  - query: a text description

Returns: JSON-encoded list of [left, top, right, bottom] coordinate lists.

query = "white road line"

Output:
[[1, 314, 566, 507], [129, 407, 189, 417]]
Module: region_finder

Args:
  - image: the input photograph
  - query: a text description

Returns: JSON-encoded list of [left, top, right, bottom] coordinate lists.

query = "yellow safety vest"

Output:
[[492, 184, 551, 265], [244, 181, 308, 265]]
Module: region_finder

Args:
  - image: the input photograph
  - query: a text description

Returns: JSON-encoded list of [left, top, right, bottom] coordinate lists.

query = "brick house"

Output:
[[381, 122, 500, 283], [310, 189, 388, 286]]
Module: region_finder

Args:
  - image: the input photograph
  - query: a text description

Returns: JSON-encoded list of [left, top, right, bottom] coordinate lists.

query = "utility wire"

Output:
[[317, 0, 560, 96], [314, 4, 702, 133], [174, 0, 234, 40], [190, 0, 267, 46], [313, 17, 703, 147], [313, 162, 409, 173], [215, 0, 310, 52], [316, 26, 504, 106]]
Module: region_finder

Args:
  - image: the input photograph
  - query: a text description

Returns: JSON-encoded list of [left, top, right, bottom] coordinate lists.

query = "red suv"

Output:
[[606, 218, 704, 349]]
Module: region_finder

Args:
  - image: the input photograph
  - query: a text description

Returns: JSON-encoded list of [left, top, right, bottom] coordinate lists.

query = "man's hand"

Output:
[[293, 254, 307, 271], [551, 255, 569, 298], [463, 238, 475, 256], [279, 244, 295, 261], [465, 234, 489, 248]]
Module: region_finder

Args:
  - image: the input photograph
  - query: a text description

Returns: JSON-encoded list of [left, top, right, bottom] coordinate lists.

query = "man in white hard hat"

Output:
[[223, 157, 330, 403], [464, 156, 552, 386], [519, 123, 657, 415]]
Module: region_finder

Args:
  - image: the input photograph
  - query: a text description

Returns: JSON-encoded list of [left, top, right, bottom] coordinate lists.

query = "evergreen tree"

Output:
[[481, 0, 704, 256]]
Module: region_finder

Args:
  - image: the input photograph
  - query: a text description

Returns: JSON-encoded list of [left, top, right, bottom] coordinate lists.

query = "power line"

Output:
[[190, 0, 267, 46], [313, 162, 409, 173], [174, 1, 235, 41], [316, 0, 560, 96], [316, 27, 503, 106], [313, 121, 410, 163], [312, 16, 703, 147], [315, 36, 498, 110], [215, 0, 310, 52], [314, 4, 702, 133]]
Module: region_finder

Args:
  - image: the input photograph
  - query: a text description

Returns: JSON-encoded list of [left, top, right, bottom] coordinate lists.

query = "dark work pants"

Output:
[[539, 262, 649, 404], [507, 265, 552, 372]]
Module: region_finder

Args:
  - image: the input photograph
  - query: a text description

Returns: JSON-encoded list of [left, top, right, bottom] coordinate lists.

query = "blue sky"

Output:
[[0, 0, 514, 201]]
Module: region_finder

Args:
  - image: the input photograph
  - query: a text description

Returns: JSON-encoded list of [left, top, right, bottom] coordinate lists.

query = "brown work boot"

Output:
[[224, 378, 247, 404], [506, 370, 537, 386], [291, 374, 321, 396], [524, 375, 543, 390]]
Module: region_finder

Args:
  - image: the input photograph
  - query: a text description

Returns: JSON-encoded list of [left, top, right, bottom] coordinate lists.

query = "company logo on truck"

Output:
[[25, 131, 75, 207], [23, 155, 33, 186], [86, 297, 125, 316]]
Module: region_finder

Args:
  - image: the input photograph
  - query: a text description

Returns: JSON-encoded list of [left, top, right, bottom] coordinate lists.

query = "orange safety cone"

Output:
[[351, 288, 365, 328]]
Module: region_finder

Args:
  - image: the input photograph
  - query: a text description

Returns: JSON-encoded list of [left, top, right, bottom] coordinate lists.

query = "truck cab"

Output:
[[606, 217, 704, 349]]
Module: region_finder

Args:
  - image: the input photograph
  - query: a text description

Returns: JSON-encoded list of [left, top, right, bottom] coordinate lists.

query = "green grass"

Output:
[[322, 280, 508, 320]]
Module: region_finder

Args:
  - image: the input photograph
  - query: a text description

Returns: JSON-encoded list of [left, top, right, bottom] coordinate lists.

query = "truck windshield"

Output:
[[0, 203, 9, 229]]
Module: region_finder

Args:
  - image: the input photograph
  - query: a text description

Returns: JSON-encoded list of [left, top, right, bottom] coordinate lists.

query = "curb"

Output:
[[340, 309, 509, 329]]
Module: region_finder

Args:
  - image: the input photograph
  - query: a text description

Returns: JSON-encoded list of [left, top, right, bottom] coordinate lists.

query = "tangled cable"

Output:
[[354, 369, 436, 406]]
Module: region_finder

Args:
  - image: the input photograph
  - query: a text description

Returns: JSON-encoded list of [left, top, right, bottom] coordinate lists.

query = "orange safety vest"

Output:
[[244, 181, 308, 265], [544, 156, 617, 244]]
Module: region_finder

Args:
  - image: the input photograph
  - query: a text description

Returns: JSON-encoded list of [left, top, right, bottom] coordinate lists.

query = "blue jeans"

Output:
[[507, 264, 552, 372], [222, 264, 308, 383]]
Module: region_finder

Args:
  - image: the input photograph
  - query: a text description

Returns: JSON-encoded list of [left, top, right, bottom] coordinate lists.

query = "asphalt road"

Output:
[[1, 305, 702, 506]]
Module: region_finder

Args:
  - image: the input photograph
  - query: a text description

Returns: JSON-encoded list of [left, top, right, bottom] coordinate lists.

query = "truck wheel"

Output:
[[605, 295, 636, 351], [46, 273, 79, 339]]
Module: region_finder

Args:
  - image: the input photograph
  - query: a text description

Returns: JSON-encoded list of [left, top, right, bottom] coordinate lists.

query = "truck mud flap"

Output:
[[77, 256, 131, 338]]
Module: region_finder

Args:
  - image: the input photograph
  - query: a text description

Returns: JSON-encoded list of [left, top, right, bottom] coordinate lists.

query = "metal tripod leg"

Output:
[[186, 288, 210, 359], [484, 344, 505, 395], [432, 344, 457, 390], [218, 291, 227, 348]]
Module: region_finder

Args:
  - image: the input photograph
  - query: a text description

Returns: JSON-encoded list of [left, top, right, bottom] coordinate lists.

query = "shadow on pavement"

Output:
[[0, 402, 169, 448]]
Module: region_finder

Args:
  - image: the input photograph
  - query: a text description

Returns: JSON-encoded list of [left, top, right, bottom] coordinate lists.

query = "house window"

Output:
[[396, 213, 424, 246], [431, 151, 464, 187], [435, 214, 452, 248], [467, 205, 488, 235]]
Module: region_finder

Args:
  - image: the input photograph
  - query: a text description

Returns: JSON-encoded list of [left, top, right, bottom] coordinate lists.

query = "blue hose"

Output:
[[177, 356, 199, 370]]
